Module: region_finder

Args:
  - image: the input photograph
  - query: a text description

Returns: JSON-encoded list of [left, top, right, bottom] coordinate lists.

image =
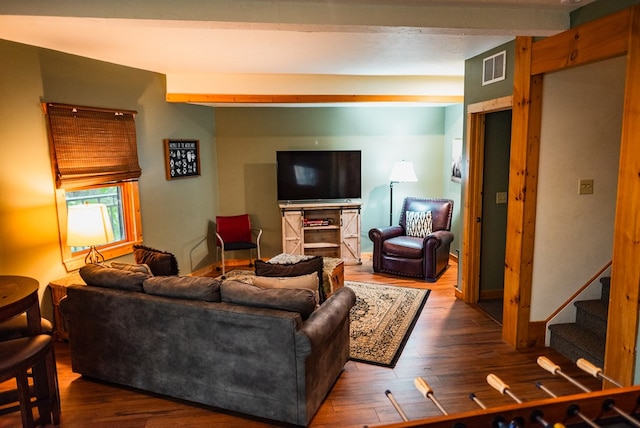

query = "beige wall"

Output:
[[0, 42, 61, 317], [531, 56, 625, 320]]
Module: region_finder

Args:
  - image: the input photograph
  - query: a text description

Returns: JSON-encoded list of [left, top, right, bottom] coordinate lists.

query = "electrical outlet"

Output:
[[496, 192, 507, 204], [579, 179, 594, 195]]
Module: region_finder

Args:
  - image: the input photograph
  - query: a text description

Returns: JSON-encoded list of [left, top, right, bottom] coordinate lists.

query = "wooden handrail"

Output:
[[544, 260, 612, 325]]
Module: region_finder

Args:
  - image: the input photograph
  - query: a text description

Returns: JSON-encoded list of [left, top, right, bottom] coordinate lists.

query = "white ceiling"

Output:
[[0, 0, 595, 105]]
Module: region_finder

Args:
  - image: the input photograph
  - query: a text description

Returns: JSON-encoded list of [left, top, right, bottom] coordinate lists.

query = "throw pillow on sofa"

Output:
[[143, 276, 222, 302], [254, 256, 325, 303], [253, 272, 319, 306], [110, 261, 153, 276], [133, 245, 179, 276], [80, 263, 150, 292], [221, 280, 316, 320]]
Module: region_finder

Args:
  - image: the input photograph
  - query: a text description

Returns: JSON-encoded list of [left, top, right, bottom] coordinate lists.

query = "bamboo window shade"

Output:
[[45, 103, 142, 188]]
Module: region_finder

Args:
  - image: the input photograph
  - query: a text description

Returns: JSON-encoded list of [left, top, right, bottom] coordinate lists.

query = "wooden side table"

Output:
[[49, 271, 85, 341], [323, 258, 344, 296]]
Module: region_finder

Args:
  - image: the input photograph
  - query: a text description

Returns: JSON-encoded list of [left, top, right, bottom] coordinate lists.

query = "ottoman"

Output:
[[267, 254, 345, 297]]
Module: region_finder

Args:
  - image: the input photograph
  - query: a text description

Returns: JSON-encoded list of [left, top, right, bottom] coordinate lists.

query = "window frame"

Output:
[[57, 181, 142, 272]]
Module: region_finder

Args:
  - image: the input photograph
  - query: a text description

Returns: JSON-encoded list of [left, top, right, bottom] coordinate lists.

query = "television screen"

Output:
[[276, 150, 361, 202]]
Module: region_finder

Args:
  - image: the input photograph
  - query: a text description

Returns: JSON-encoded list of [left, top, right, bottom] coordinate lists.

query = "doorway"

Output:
[[476, 110, 512, 323], [460, 95, 512, 309]]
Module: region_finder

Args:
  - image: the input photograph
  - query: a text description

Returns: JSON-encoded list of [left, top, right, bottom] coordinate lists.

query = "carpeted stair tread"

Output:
[[547, 276, 609, 369], [548, 323, 604, 368]]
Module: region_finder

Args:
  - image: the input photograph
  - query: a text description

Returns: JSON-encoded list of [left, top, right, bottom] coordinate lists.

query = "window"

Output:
[[45, 103, 143, 271]]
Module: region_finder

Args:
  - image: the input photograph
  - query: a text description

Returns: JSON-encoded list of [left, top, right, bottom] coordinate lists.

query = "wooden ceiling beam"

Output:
[[166, 93, 463, 105]]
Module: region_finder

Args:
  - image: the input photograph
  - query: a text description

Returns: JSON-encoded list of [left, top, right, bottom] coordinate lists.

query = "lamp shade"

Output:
[[389, 161, 418, 183], [67, 203, 114, 247]]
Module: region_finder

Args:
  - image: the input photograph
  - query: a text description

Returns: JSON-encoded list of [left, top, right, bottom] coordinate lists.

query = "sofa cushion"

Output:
[[255, 256, 325, 303], [405, 210, 433, 238], [133, 245, 179, 276], [79, 263, 149, 292], [110, 262, 153, 276], [143, 276, 222, 302], [253, 272, 319, 306], [221, 280, 316, 320]]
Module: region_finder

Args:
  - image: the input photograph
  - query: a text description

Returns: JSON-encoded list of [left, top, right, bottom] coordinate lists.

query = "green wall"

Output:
[[214, 106, 463, 258], [464, 41, 515, 107], [1, 37, 464, 316], [0, 39, 216, 317], [443, 104, 464, 256], [571, 0, 640, 26], [461, 40, 515, 289]]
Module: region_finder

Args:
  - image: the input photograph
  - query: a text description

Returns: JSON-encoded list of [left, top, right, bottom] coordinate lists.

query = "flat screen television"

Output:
[[276, 150, 361, 202]]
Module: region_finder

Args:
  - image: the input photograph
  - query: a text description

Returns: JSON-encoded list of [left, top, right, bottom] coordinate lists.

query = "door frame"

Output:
[[463, 7, 640, 385], [461, 96, 513, 305]]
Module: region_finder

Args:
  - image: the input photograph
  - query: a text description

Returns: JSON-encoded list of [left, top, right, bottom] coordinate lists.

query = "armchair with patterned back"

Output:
[[369, 197, 454, 281]]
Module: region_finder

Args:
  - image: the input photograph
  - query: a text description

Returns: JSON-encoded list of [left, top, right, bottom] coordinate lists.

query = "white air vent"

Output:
[[482, 50, 506, 86]]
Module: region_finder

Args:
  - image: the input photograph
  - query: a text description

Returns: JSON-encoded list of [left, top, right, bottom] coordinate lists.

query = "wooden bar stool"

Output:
[[0, 334, 60, 427], [0, 314, 53, 341]]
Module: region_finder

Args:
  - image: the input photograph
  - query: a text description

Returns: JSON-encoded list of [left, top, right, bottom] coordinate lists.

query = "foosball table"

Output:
[[376, 357, 640, 428]]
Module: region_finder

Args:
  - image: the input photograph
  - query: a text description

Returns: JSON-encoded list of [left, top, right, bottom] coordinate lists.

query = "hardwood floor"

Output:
[[0, 260, 603, 427]]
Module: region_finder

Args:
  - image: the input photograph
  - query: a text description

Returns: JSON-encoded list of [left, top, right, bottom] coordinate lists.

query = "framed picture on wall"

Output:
[[164, 139, 200, 180], [451, 138, 462, 183]]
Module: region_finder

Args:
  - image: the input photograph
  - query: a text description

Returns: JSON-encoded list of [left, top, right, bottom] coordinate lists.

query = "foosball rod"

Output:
[[487, 373, 564, 428], [469, 393, 487, 409], [487, 373, 523, 404], [576, 358, 624, 388], [536, 382, 599, 428], [385, 390, 409, 422], [538, 356, 640, 427], [414, 377, 449, 415], [537, 356, 591, 392], [469, 393, 513, 428]]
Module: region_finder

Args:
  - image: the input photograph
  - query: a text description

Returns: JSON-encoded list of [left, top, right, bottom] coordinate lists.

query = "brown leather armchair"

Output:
[[369, 197, 454, 281]]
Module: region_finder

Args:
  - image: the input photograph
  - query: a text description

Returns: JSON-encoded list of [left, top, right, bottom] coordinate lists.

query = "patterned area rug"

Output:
[[347, 281, 430, 368]]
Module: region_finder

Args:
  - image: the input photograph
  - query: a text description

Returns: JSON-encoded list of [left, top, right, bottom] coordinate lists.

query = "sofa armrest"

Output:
[[368, 225, 404, 243], [369, 226, 405, 272], [59, 294, 69, 318], [295, 286, 356, 354], [423, 230, 454, 250]]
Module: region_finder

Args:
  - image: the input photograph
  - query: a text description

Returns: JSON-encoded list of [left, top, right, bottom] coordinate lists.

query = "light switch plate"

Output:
[[579, 179, 594, 195], [496, 192, 508, 204]]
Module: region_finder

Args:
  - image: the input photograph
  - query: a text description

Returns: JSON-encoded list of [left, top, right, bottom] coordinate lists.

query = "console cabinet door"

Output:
[[341, 208, 361, 264], [282, 210, 303, 255]]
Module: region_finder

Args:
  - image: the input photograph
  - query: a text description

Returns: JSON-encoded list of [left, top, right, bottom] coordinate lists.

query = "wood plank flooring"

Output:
[[0, 260, 603, 427]]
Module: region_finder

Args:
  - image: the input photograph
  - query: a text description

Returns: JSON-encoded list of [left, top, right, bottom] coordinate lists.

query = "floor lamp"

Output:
[[389, 161, 418, 226]]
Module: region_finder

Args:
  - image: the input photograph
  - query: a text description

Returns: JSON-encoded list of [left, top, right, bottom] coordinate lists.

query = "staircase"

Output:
[[548, 277, 609, 368]]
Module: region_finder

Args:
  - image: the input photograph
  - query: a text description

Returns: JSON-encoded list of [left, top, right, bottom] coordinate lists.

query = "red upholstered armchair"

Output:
[[369, 197, 454, 282]]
